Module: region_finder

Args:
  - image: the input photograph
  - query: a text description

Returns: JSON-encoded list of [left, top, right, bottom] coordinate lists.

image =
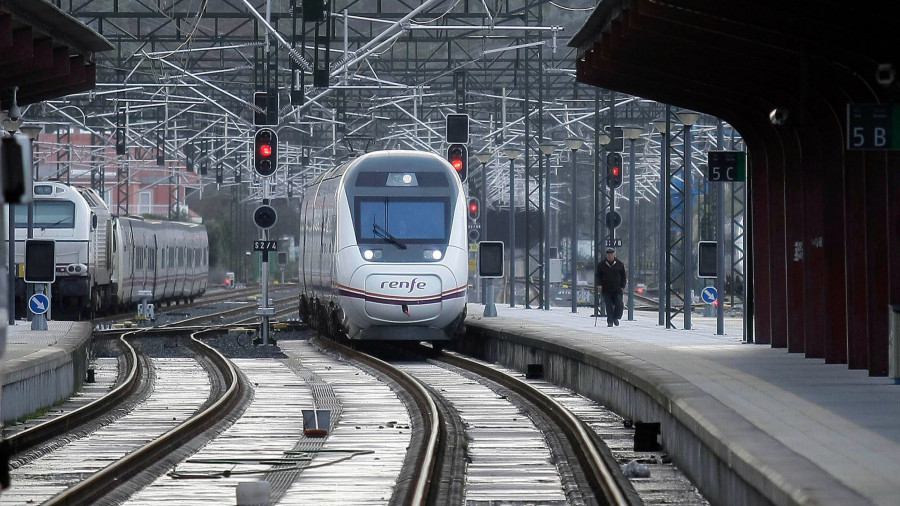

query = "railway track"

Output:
[[4, 298, 702, 504], [1, 288, 306, 503], [94, 284, 296, 325], [430, 349, 633, 505], [313, 337, 441, 505], [46, 328, 244, 506], [1, 327, 244, 506], [309, 337, 636, 505]]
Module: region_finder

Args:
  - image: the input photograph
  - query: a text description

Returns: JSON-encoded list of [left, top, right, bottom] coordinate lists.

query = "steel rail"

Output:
[[159, 294, 298, 328], [44, 327, 243, 506], [94, 284, 272, 324], [4, 330, 144, 456], [316, 337, 441, 506], [435, 351, 633, 506]]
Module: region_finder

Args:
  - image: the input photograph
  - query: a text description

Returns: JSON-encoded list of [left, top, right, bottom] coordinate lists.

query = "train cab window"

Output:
[[355, 197, 449, 244], [13, 201, 76, 229]]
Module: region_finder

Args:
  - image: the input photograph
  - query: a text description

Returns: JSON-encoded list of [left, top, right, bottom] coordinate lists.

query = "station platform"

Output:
[[461, 304, 900, 506], [1, 320, 92, 423]]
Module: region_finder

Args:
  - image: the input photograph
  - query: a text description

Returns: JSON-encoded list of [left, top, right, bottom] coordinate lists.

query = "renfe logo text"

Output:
[[381, 278, 428, 293]]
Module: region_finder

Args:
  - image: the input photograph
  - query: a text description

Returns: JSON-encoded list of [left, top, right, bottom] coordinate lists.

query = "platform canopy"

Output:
[[0, 0, 111, 107]]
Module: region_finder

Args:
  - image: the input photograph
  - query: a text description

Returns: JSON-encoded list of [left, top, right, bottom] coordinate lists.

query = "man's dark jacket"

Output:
[[595, 258, 627, 293]]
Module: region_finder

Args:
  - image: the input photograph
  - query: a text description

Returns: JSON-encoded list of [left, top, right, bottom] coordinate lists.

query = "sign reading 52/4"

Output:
[[706, 151, 746, 182], [253, 240, 278, 251]]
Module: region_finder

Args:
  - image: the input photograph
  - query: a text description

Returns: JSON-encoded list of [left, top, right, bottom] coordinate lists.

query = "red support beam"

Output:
[[0, 14, 11, 48], [0, 27, 32, 65], [865, 152, 889, 375], [0, 37, 53, 78]]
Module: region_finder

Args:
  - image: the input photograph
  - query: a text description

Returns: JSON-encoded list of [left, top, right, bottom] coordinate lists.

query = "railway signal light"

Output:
[[254, 128, 278, 177], [253, 205, 277, 229], [606, 152, 622, 189], [606, 210, 622, 229], [468, 197, 480, 221], [447, 143, 467, 182]]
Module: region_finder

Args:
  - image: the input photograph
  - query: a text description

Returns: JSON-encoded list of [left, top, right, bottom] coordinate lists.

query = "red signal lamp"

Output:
[[451, 158, 463, 171], [611, 166, 620, 176], [259, 144, 273, 157], [469, 201, 478, 213]]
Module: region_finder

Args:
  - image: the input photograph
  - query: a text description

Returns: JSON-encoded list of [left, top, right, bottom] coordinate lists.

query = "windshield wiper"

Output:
[[373, 223, 407, 249], [42, 217, 71, 229]]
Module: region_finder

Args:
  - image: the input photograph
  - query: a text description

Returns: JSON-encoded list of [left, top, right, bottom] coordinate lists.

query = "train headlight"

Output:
[[424, 249, 443, 260], [66, 263, 88, 275], [362, 249, 382, 260]]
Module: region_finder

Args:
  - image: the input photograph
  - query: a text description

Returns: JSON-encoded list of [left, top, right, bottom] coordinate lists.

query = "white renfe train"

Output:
[[298, 150, 468, 341], [6, 182, 208, 319]]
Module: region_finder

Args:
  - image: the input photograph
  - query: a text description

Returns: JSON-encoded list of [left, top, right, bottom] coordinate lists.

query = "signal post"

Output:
[[253, 128, 278, 345]]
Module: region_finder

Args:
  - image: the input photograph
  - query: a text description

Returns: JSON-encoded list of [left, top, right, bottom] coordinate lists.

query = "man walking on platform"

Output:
[[595, 247, 627, 327]]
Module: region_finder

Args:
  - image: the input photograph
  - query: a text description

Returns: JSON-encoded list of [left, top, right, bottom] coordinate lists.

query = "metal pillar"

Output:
[[627, 137, 636, 321], [508, 156, 515, 307], [571, 147, 578, 313], [716, 121, 726, 335], [541, 150, 554, 310], [523, 1, 544, 310], [657, 127, 666, 326], [654, 107, 691, 329], [683, 123, 693, 330], [261, 247, 270, 345], [480, 159, 489, 303], [7, 204, 15, 324]]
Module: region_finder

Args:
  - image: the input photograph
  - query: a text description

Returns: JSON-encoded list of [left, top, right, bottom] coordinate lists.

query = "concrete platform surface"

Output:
[[464, 304, 900, 506], [2, 320, 88, 362], [1, 320, 93, 423]]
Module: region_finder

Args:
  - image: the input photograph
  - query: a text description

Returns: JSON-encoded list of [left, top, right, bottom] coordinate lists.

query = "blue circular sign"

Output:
[[701, 287, 718, 304], [29, 293, 50, 315]]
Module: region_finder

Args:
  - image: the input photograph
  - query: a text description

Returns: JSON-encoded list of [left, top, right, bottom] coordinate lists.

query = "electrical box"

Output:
[[698, 241, 718, 278], [25, 240, 56, 283], [478, 241, 504, 278], [446, 114, 469, 144]]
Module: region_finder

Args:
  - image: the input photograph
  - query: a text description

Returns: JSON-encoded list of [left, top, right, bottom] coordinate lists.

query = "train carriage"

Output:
[[298, 150, 469, 341], [5, 182, 208, 318]]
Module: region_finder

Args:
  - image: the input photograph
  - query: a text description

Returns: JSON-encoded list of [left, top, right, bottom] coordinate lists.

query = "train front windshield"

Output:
[[356, 197, 449, 243], [13, 202, 76, 229]]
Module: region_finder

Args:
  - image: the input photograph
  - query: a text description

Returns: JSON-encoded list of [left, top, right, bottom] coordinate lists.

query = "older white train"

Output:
[[298, 150, 468, 341], [6, 182, 208, 319]]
